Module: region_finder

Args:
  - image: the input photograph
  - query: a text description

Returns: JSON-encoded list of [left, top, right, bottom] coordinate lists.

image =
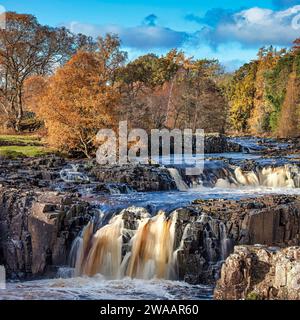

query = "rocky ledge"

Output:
[[204, 133, 241, 153], [1, 182, 300, 284], [0, 156, 177, 192], [0, 187, 94, 279], [91, 163, 176, 192], [214, 245, 300, 300], [176, 195, 300, 284]]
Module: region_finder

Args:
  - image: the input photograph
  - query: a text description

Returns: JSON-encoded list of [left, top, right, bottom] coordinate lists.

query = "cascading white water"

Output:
[[167, 168, 189, 191], [74, 216, 124, 278], [126, 211, 178, 280], [72, 209, 179, 280], [60, 164, 90, 183], [215, 165, 300, 189], [173, 223, 191, 264], [219, 222, 233, 261]]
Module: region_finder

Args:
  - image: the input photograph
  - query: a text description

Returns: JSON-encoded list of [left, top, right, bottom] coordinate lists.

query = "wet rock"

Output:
[[0, 187, 93, 279], [174, 196, 300, 284], [95, 183, 134, 194], [152, 133, 241, 155], [204, 133, 242, 153], [91, 164, 176, 192]]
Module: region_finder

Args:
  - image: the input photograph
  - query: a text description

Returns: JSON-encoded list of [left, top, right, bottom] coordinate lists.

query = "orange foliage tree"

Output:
[[0, 12, 88, 131], [37, 36, 126, 157]]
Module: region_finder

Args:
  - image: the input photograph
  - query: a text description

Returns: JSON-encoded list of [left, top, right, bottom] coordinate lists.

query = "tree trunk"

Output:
[[15, 88, 23, 132], [165, 79, 175, 127]]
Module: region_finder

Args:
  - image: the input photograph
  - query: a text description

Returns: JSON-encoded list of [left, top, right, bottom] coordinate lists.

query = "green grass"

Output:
[[0, 145, 51, 158], [0, 134, 55, 158], [0, 134, 42, 146]]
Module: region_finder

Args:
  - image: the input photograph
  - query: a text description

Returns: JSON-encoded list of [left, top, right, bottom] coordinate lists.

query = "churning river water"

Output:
[[1, 137, 300, 300]]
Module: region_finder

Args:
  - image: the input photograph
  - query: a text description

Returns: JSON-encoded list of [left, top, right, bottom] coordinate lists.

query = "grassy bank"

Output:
[[0, 134, 54, 158]]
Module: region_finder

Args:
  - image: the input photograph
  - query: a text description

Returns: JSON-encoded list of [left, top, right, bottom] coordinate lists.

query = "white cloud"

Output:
[[205, 5, 300, 47], [64, 6, 300, 71], [67, 21, 187, 50]]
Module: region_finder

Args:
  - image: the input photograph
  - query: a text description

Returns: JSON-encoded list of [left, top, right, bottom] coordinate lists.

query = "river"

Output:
[[1, 137, 300, 300]]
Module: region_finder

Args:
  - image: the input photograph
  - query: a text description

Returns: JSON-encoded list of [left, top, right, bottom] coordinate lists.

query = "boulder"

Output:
[[214, 246, 300, 300], [204, 133, 242, 153]]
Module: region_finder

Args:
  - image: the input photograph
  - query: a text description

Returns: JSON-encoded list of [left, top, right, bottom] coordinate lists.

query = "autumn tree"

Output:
[[0, 12, 93, 131], [170, 59, 227, 132], [24, 75, 48, 113], [116, 51, 227, 133], [264, 51, 293, 132], [37, 35, 126, 157], [277, 49, 300, 137], [277, 72, 300, 137], [227, 62, 257, 132], [248, 47, 280, 134], [226, 45, 297, 135], [116, 51, 180, 129]]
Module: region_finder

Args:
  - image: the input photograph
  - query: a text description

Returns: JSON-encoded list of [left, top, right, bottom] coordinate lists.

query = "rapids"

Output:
[[215, 165, 300, 189], [1, 137, 300, 300], [2, 277, 213, 300]]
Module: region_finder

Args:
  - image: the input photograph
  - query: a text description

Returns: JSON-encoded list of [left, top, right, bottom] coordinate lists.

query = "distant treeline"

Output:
[[0, 12, 299, 157], [226, 42, 300, 138]]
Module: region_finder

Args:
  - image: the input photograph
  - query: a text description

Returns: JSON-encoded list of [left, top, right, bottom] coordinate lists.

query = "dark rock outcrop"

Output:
[[0, 156, 65, 189], [91, 164, 177, 192], [174, 195, 300, 284], [0, 187, 93, 279], [204, 133, 241, 153], [152, 132, 241, 155], [0, 156, 178, 192], [192, 195, 300, 247]]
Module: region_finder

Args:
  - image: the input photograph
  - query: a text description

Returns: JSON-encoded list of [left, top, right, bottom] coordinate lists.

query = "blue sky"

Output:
[[1, 0, 300, 71]]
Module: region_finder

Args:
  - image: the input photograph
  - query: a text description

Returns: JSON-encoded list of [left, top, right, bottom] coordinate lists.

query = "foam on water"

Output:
[[1, 137, 299, 301], [88, 184, 300, 217], [1, 277, 213, 300]]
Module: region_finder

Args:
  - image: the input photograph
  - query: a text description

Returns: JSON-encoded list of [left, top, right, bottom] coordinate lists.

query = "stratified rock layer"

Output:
[[214, 246, 300, 300], [175, 196, 300, 284], [0, 187, 93, 279]]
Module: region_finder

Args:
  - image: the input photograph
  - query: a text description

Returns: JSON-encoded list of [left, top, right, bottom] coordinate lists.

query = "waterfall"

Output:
[[167, 168, 189, 191], [215, 165, 300, 189], [72, 210, 178, 280], [69, 206, 238, 283], [219, 222, 233, 261], [60, 164, 90, 183], [72, 222, 94, 276], [75, 216, 124, 278], [127, 212, 178, 280], [173, 223, 191, 263]]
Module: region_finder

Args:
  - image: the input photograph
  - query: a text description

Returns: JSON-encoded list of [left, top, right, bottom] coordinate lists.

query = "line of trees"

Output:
[[0, 12, 227, 157], [1, 12, 299, 157], [226, 42, 300, 137], [0, 12, 94, 132]]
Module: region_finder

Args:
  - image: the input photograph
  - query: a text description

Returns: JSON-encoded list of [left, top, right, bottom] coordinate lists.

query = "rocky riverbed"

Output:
[[0, 135, 300, 300]]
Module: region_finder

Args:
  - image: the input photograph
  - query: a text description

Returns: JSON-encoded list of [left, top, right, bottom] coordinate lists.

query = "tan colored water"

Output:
[[74, 211, 178, 280]]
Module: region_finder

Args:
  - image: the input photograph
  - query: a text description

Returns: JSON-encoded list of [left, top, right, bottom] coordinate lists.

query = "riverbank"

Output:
[[0, 135, 300, 300]]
